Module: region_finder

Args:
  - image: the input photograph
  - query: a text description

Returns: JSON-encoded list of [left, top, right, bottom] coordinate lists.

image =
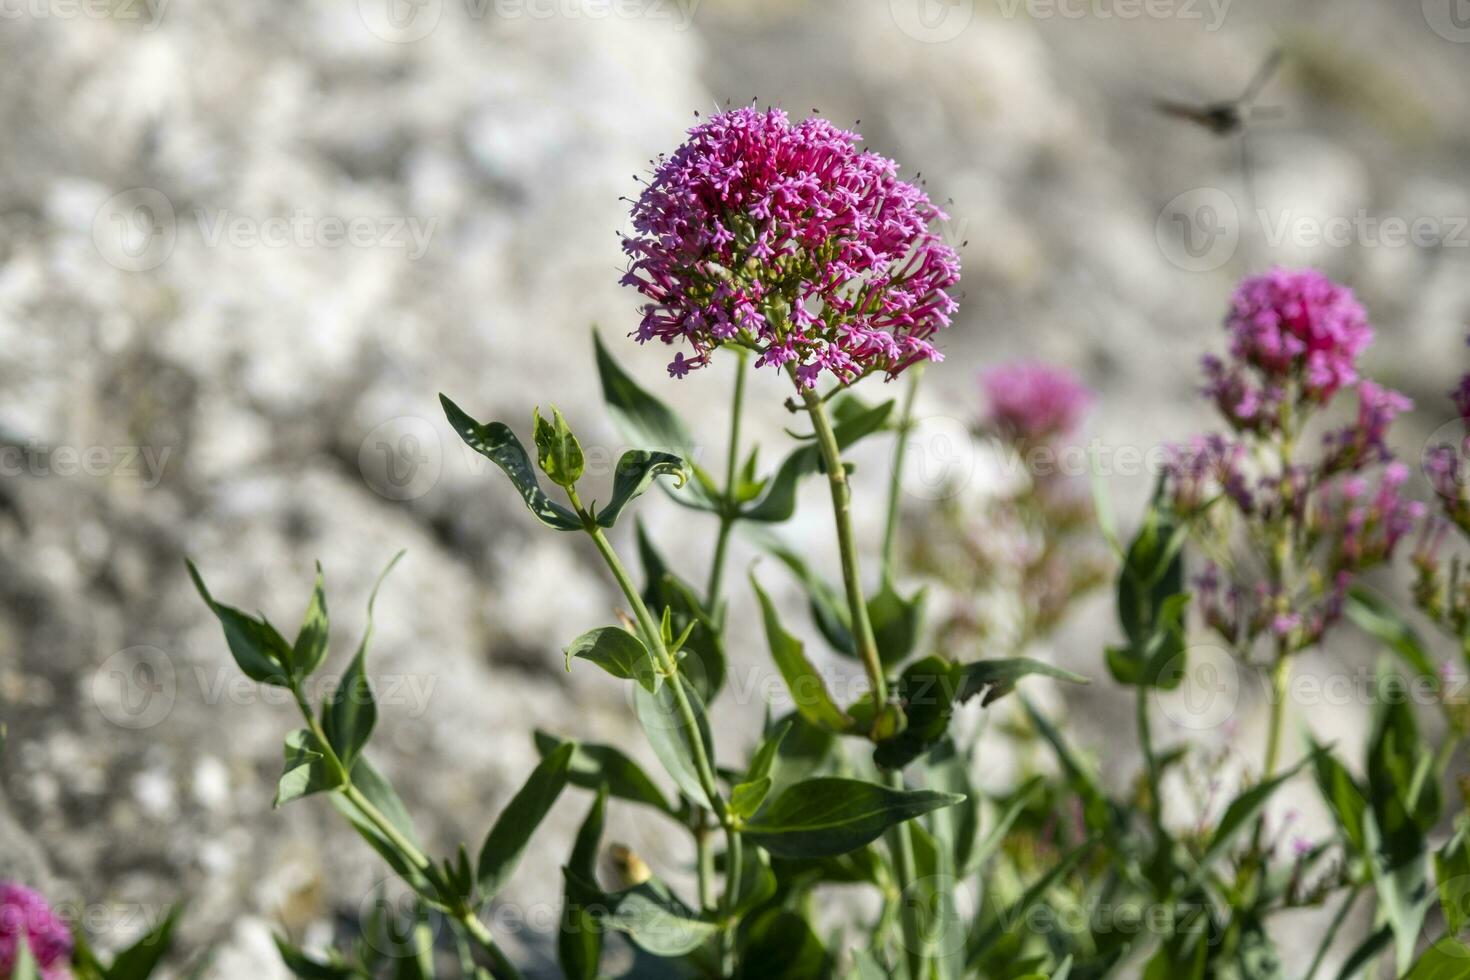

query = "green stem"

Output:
[[1136, 684, 1163, 831], [289, 688, 523, 979], [883, 769, 925, 980], [695, 823, 716, 913], [1304, 885, 1360, 980], [882, 368, 922, 577], [799, 383, 888, 707], [706, 352, 747, 611], [574, 503, 742, 974], [1262, 653, 1292, 779]]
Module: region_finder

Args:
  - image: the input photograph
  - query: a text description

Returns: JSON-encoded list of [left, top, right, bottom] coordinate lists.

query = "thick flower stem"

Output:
[[575, 508, 743, 973], [799, 384, 888, 707], [883, 769, 926, 980], [1262, 652, 1292, 779], [706, 351, 748, 612], [288, 687, 523, 980]]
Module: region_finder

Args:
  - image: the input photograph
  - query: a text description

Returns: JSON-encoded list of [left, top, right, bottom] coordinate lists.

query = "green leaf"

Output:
[[1309, 739, 1368, 854], [1114, 497, 1188, 683], [1436, 821, 1470, 938], [478, 742, 575, 898], [740, 776, 963, 859], [873, 657, 959, 771], [634, 674, 716, 808], [323, 552, 402, 767], [106, 905, 182, 980], [186, 560, 291, 686], [1347, 586, 1439, 682], [564, 626, 658, 693], [275, 728, 342, 807], [868, 575, 926, 667], [559, 785, 607, 980], [271, 936, 357, 980], [636, 525, 726, 702], [330, 758, 430, 892], [439, 394, 582, 531], [533, 406, 585, 489], [595, 450, 687, 528], [1403, 937, 1470, 979], [593, 329, 721, 511], [752, 575, 852, 734], [730, 777, 773, 820], [1019, 696, 1116, 836], [534, 730, 676, 816], [736, 908, 832, 979], [291, 562, 330, 679], [742, 397, 894, 523], [954, 658, 1088, 707], [1199, 754, 1315, 870], [728, 844, 778, 918], [1365, 808, 1432, 977], [746, 720, 791, 785], [911, 822, 964, 980], [925, 737, 984, 876], [600, 879, 718, 956], [968, 835, 1097, 960]]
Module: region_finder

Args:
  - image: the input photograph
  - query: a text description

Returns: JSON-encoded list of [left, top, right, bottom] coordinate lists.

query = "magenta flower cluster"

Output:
[[979, 361, 1092, 443], [1204, 267, 1373, 431], [620, 107, 961, 387], [0, 883, 72, 980], [1167, 269, 1422, 652]]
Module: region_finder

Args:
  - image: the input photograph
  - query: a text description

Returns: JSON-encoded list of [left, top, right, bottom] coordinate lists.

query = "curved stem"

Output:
[[1262, 652, 1292, 778], [289, 689, 523, 979], [799, 383, 887, 706]]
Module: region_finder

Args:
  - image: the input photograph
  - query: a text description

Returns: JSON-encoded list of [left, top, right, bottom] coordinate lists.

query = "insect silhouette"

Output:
[[1154, 49, 1283, 137]]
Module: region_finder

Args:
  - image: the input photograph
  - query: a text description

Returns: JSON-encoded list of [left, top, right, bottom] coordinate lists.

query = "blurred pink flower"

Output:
[[0, 883, 72, 980], [620, 107, 961, 387], [978, 361, 1092, 442]]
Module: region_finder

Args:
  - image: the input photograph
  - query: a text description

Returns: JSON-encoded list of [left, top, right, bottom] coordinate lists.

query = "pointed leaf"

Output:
[[106, 905, 182, 980], [439, 394, 582, 530], [740, 776, 963, 859], [323, 553, 402, 767], [595, 450, 688, 528], [478, 742, 575, 898], [275, 728, 341, 807], [559, 785, 607, 980], [955, 658, 1088, 707], [534, 730, 676, 816], [565, 626, 658, 693], [730, 777, 772, 820], [752, 575, 852, 733], [600, 879, 718, 956], [187, 560, 291, 686], [742, 398, 894, 523], [533, 406, 585, 489], [291, 562, 330, 679]]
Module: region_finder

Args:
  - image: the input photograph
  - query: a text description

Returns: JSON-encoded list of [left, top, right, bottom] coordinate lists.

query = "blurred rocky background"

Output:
[[1, 0, 1468, 975]]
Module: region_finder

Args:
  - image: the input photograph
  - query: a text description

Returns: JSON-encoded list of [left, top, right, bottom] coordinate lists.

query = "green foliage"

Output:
[[739, 776, 963, 858]]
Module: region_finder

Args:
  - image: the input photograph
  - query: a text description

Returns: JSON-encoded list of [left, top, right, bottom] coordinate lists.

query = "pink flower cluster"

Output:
[[979, 361, 1093, 443], [0, 883, 72, 980], [1204, 267, 1373, 430], [620, 107, 961, 387], [1167, 270, 1423, 653]]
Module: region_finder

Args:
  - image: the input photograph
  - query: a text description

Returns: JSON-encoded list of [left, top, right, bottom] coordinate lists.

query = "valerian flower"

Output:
[[0, 883, 72, 980], [979, 361, 1093, 444], [1165, 269, 1417, 654], [620, 107, 961, 387]]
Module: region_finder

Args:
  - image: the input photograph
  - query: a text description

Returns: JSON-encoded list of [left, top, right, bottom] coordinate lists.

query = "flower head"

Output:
[[979, 361, 1092, 443], [1320, 380, 1413, 475], [1218, 267, 1373, 417], [0, 883, 72, 980], [620, 107, 961, 387]]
